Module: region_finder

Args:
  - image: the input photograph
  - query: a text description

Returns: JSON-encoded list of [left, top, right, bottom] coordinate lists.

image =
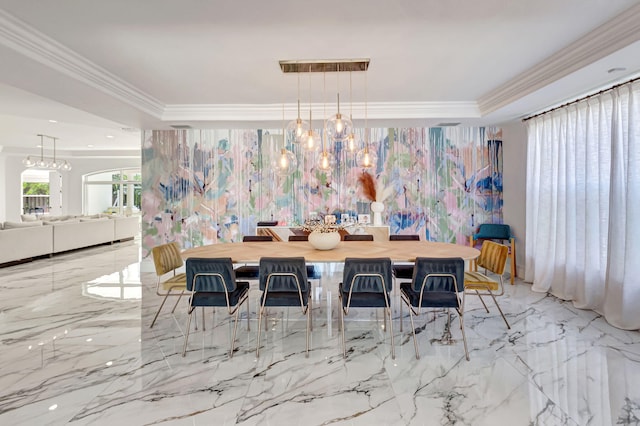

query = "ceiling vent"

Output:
[[170, 124, 192, 129], [436, 122, 460, 127]]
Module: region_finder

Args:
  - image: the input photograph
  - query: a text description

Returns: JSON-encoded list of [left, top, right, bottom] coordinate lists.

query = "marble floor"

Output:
[[1, 240, 639, 426]]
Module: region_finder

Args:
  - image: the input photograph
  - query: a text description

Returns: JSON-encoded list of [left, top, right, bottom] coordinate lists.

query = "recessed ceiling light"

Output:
[[48, 119, 57, 123], [607, 67, 627, 74], [87, 144, 94, 148], [106, 135, 114, 139]]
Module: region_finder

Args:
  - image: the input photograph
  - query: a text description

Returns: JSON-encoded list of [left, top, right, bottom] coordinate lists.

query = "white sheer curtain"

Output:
[[525, 80, 640, 330]]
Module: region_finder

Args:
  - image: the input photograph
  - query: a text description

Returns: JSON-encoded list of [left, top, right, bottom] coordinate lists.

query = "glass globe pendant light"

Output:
[[274, 104, 297, 176], [345, 71, 358, 153], [286, 71, 309, 143], [357, 72, 376, 169], [325, 64, 352, 142], [317, 131, 335, 175], [300, 67, 320, 153]]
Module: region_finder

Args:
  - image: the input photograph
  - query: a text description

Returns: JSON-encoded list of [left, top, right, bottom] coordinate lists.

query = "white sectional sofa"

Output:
[[0, 215, 139, 265]]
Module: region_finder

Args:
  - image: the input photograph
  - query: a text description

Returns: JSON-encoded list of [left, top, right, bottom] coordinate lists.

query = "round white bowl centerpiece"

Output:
[[308, 230, 341, 250], [302, 218, 343, 250]]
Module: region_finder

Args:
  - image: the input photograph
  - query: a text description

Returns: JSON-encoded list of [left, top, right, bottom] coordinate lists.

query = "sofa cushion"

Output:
[[3, 220, 43, 229], [44, 219, 80, 225], [21, 214, 40, 222]]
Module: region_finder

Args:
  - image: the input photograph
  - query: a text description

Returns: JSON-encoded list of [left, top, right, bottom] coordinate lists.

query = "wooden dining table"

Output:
[[182, 240, 480, 263]]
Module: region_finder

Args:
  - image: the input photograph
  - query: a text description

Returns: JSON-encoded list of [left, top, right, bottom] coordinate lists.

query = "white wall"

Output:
[[501, 120, 528, 278], [0, 153, 139, 222], [0, 153, 6, 222]]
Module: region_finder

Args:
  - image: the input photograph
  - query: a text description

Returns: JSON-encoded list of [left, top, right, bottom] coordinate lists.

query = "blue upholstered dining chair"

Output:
[[389, 234, 420, 284], [469, 223, 516, 284], [234, 235, 274, 279], [287, 235, 322, 282], [400, 257, 469, 360], [256, 257, 312, 357], [182, 257, 250, 358], [339, 257, 395, 359]]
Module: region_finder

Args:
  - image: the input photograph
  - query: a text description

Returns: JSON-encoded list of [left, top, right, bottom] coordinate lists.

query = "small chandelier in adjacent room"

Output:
[[23, 134, 72, 171], [325, 64, 353, 142]]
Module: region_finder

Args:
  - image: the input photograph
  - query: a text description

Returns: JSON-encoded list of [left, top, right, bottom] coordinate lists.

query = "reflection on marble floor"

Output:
[[1, 240, 639, 425]]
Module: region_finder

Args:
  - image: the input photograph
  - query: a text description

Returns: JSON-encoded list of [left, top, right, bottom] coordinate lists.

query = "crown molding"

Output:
[[162, 101, 480, 122], [478, 2, 640, 115], [0, 9, 164, 117]]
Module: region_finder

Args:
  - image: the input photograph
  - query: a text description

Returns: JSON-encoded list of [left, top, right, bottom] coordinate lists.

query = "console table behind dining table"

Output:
[[182, 240, 479, 263]]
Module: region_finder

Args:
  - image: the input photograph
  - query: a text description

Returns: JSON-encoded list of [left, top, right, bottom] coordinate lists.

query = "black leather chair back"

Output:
[[186, 257, 236, 292], [412, 257, 464, 293], [259, 257, 308, 292], [342, 257, 392, 293], [243, 235, 273, 242], [389, 234, 419, 241], [343, 234, 374, 241]]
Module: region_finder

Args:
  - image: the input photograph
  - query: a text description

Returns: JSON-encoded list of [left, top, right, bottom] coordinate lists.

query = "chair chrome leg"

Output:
[[182, 307, 194, 357], [400, 298, 403, 332], [409, 307, 419, 359], [230, 307, 240, 358], [256, 306, 263, 358], [246, 294, 250, 331], [388, 307, 395, 359], [150, 291, 172, 328], [340, 307, 346, 358], [488, 292, 511, 329], [475, 290, 490, 312], [309, 295, 313, 332], [202, 307, 206, 331], [170, 290, 185, 313], [459, 311, 470, 361], [305, 304, 310, 358], [383, 306, 387, 332]]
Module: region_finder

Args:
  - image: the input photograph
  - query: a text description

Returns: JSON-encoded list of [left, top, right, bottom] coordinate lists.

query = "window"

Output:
[[84, 168, 141, 215], [22, 169, 51, 215]]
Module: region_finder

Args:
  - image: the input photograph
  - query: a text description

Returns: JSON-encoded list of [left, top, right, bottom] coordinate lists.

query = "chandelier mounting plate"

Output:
[[279, 59, 370, 73]]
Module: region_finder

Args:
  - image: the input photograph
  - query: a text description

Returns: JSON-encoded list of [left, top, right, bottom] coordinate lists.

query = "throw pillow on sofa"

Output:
[[21, 214, 39, 222]]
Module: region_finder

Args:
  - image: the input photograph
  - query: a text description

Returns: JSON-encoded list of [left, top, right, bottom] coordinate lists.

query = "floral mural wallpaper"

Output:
[[141, 127, 503, 255]]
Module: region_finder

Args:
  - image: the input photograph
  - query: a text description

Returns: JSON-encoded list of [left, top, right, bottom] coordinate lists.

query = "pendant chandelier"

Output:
[[23, 134, 72, 171], [279, 58, 369, 162]]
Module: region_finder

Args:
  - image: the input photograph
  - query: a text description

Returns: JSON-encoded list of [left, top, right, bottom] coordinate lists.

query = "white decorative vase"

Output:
[[308, 231, 341, 250], [370, 201, 384, 226]]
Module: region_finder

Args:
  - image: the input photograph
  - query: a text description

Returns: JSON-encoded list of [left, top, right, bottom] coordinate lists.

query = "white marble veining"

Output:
[[1, 240, 639, 425]]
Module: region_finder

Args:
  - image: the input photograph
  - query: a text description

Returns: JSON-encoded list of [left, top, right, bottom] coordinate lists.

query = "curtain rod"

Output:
[[522, 75, 640, 122]]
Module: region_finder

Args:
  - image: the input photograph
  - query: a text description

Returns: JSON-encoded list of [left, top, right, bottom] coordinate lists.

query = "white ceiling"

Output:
[[1, 0, 639, 156]]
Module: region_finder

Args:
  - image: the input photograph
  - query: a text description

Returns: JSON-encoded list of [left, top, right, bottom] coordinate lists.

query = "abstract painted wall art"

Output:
[[141, 127, 502, 255]]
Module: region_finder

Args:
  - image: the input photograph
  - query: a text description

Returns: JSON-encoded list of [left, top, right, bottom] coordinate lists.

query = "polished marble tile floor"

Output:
[[1, 240, 639, 425]]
